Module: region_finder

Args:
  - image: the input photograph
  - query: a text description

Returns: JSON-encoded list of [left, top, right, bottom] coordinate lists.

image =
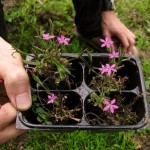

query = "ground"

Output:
[[1, 0, 150, 149]]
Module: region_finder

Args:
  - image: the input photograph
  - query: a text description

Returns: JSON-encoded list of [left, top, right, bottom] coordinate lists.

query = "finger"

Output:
[[0, 123, 25, 145], [126, 31, 135, 47], [115, 30, 130, 51], [126, 32, 136, 55], [0, 103, 17, 130], [127, 45, 140, 57], [0, 38, 32, 111], [128, 30, 136, 39]]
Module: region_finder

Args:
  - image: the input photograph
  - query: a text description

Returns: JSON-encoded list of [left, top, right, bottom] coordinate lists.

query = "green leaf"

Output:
[[145, 80, 150, 90], [45, 121, 52, 125], [31, 73, 47, 91], [37, 116, 43, 123], [35, 107, 45, 114], [32, 94, 37, 102], [87, 50, 92, 63]]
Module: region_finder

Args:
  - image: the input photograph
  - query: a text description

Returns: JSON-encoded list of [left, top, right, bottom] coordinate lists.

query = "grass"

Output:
[[1, 0, 150, 149], [116, 0, 150, 52], [25, 131, 137, 150], [2, 131, 137, 150]]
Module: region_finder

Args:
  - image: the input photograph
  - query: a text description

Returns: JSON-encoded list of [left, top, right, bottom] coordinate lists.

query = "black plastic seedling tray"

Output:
[[16, 53, 150, 130]]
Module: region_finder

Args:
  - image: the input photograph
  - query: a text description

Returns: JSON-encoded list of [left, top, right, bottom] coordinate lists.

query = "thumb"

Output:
[[0, 38, 32, 111], [3, 66, 32, 111]]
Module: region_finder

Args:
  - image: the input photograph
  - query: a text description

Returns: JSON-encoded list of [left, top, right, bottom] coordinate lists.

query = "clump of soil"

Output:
[[3, 133, 27, 150], [134, 130, 150, 150], [2, 0, 18, 11]]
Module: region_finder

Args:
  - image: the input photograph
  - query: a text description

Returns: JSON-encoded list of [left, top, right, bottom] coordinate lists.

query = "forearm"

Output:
[[0, 0, 7, 40]]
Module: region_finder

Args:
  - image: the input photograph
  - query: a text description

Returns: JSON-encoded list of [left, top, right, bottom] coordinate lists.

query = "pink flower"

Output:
[[98, 64, 108, 75], [47, 93, 57, 104], [100, 36, 113, 48], [42, 33, 55, 40], [98, 64, 117, 76], [103, 99, 119, 113], [105, 64, 117, 76], [57, 34, 70, 45], [109, 50, 119, 59]]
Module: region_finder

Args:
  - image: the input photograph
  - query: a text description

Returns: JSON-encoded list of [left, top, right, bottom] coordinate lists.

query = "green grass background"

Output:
[[1, 0, 150, 149]]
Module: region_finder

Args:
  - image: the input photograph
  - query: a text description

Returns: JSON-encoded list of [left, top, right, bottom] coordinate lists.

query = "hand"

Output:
[[0, 37, 32, 144], [101, 11, 139, 57]]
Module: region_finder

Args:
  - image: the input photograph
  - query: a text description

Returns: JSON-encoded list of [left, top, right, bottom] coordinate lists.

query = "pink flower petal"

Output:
[[109, 50, 119, 59], [112, 105, 119, 109], [108, 54, 113, 58], [105, 37, 109, 42], [49, 35, 55, 39], [48, 100, 53, 104], [57, 37, 63, 44], [111, 99, 116, 104], [103, 106, 110, 111], [42, 33, 49, 37], [106, 43, 111, 48], [48, 95, 52, 99], [57, 35, 70, 45], [104, 99, 110, 105], [103, 98, 119, 113], [51, 93, 54, 97], [107, 70, 111, 76], [100, 39, 105, 42], [64, 40, 69, 45], [111, 64, 116, 68], [111, 69, 117, 72], [61, 34, 65, 39], [101, 43, 106, 47], [110, 106, 115, 113], [48, 93, 57, 104], [106, 64, 110, 68], [65, 38, 70, 42]]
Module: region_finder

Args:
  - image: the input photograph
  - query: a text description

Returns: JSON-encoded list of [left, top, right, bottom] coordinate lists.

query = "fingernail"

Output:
[[16, 92, 32, 111]]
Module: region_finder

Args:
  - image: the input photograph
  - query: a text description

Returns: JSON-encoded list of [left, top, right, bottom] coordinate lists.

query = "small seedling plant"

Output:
[[86, 37, 139, 125], [24, 32, 82, 125]]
